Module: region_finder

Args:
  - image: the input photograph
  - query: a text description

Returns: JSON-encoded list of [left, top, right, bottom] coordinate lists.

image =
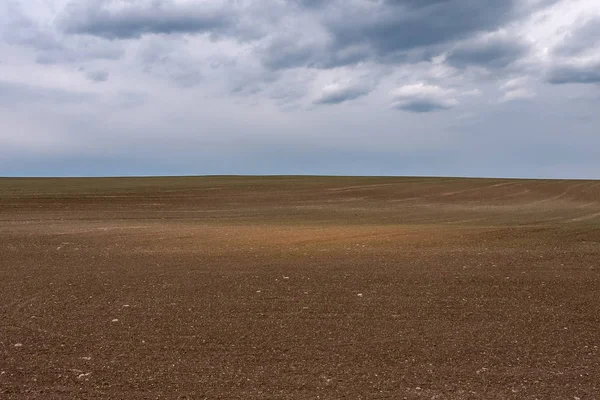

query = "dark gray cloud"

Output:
[[291, 0, 328, 9], [394, 100, 451, 113], [58, 0, 533, 73], [260, 37, 323, 70], [59, 1, 235, 39], [446, 34, 530, 69], [386, 0, 454, 7], [257, 0, 530, 72], [553, 17, 600, 56], [546, 61, 600, 84], [323, 0, 519, 65], [259, 36, 369, 70]]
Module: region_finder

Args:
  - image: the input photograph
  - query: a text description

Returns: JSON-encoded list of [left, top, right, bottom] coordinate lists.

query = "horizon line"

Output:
[[1, 174, 598, 182]]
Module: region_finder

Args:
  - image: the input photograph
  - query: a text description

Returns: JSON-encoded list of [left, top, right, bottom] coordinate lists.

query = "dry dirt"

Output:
[[1, 176, 599, 399]]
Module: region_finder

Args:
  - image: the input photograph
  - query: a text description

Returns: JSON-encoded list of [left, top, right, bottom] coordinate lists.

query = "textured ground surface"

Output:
[[1, 176, 599, 399]]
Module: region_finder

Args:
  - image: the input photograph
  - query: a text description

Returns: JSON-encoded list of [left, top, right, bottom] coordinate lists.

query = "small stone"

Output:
[[14, 343, 23, 348], [111, 319, 119, 323]]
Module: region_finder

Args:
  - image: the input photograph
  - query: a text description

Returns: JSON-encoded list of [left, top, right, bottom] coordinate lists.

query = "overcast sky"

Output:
[[1, 0, 599, 178]]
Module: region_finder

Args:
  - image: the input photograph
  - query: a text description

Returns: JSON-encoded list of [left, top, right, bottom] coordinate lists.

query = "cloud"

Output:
[[390, 84, 458, 112], [290, 0, 328, 9], [546, 60, 600, 84], [59, 0, 235, 39], [542, 12, 600, 86], [259, 0, 557, 72], [36, 39, 123, 64], [501, 77, 529, 91], [59, 0, 534, 73], [445, 33, 531, 69], [500, 88, 536, 102], [53, 0, 554, 76], [86, 70, 109, 82], [322, 0, 520, 64], [498, 77, 535, 102], [249, 0, 546, 75], [1, 1, 124, 64], [2, 2, 61, 50], [259, 34, 370, 70], [259, 35, 327, 70], [553, 16, 600, 56], [314, 81, 372, 105]]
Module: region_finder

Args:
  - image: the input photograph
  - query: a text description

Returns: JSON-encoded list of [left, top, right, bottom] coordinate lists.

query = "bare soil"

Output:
[[1, 176, 599, 399]]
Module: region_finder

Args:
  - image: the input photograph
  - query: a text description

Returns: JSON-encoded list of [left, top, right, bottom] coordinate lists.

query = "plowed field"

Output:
[[1, 176, 599, 399]]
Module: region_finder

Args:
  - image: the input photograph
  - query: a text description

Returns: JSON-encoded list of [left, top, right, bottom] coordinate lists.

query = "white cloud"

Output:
[[500, 88, 536, 102], [313, 81, 372, 105], [501, 77, 529, 91], [390, 84, 459, 112]]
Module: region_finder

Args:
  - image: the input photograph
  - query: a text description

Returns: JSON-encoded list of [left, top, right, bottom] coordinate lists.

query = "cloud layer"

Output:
[[1, 0, 600, 177]]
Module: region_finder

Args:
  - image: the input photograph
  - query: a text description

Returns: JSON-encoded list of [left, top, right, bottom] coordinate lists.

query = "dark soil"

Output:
[[1, 176, 599, 399]]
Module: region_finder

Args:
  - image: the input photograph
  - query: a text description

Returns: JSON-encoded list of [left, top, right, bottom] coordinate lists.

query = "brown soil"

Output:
[[1, 176, 599, 399]]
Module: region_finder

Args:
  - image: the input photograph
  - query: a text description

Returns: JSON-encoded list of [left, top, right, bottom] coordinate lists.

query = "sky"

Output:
[[1, 0, 599, 178]]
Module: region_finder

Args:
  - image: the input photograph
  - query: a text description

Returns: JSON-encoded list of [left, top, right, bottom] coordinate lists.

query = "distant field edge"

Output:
[[0, 174, 598, 182]]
